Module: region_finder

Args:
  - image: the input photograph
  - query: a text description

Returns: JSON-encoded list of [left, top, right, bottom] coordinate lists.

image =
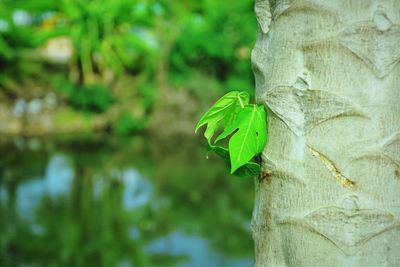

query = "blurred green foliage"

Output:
[[113, 110, 146, 136], [0, 0, 256, 134], [50, 0, 157, 85], [171, 0, 255, 93], [57, 80, 114, 113], [0, 1, 44, 94]]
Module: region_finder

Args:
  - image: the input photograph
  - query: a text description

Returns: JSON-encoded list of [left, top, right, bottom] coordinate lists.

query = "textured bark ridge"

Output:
[[251, 0, 400, 266]]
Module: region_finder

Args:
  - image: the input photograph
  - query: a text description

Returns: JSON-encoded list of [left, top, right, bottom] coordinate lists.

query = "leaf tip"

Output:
[[194, 123, 201, 133], [230, 165, 238, 174]]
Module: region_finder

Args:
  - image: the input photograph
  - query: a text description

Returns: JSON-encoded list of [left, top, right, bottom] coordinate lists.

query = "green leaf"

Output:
[[216, 105, 267, 173], [233, 161, 261, 178], [207, 144, 230, 159], [195, 91, 249, 143], [207, 145, 261, 178]]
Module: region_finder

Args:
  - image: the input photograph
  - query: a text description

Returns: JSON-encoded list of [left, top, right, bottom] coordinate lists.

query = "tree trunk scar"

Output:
[[308, 146, 356, 188]]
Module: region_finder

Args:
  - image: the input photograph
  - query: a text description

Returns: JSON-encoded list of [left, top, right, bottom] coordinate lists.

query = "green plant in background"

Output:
[[0, 1, 43, 93], [113, 110, 146, 136], [171, 0, 256, 94], [57, 80, 114, 113], [0, 0, 260, 138], [0, 1, 13, 61], [34, 0, 157, 86], [196, 91, 268, 178]]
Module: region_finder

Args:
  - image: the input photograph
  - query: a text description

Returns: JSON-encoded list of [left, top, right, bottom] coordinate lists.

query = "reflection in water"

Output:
[[146, 231, 253, 267], [16, 154, 74, 220], [0, 187, 6, 202], [121, 169, 152, 211], [45, 155, 74, 197], [0, 136, 254, 267], [17, 179, 46, 220]]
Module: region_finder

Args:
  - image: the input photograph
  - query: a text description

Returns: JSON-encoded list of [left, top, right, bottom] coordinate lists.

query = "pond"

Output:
[[0, 135, 254, 267]]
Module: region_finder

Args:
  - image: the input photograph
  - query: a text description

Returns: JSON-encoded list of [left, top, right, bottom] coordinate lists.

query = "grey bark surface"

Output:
[[251, 1, 400, 266]]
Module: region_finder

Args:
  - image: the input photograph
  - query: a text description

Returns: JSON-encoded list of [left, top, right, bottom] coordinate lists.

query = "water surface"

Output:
[[0, 135, 254, 267]]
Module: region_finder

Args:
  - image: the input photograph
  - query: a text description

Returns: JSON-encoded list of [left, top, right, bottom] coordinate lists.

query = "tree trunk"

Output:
[[251, 1, 400, 266]]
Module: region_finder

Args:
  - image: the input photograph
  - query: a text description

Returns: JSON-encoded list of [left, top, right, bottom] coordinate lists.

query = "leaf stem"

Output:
[[238, 96, 244, 108]]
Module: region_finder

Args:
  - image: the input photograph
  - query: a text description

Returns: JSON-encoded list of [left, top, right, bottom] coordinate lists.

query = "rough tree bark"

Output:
[[251, 0, 400, 266]]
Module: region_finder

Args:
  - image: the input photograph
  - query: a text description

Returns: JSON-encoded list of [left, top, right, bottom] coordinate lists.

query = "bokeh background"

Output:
[[0, 0, 257, 266]]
